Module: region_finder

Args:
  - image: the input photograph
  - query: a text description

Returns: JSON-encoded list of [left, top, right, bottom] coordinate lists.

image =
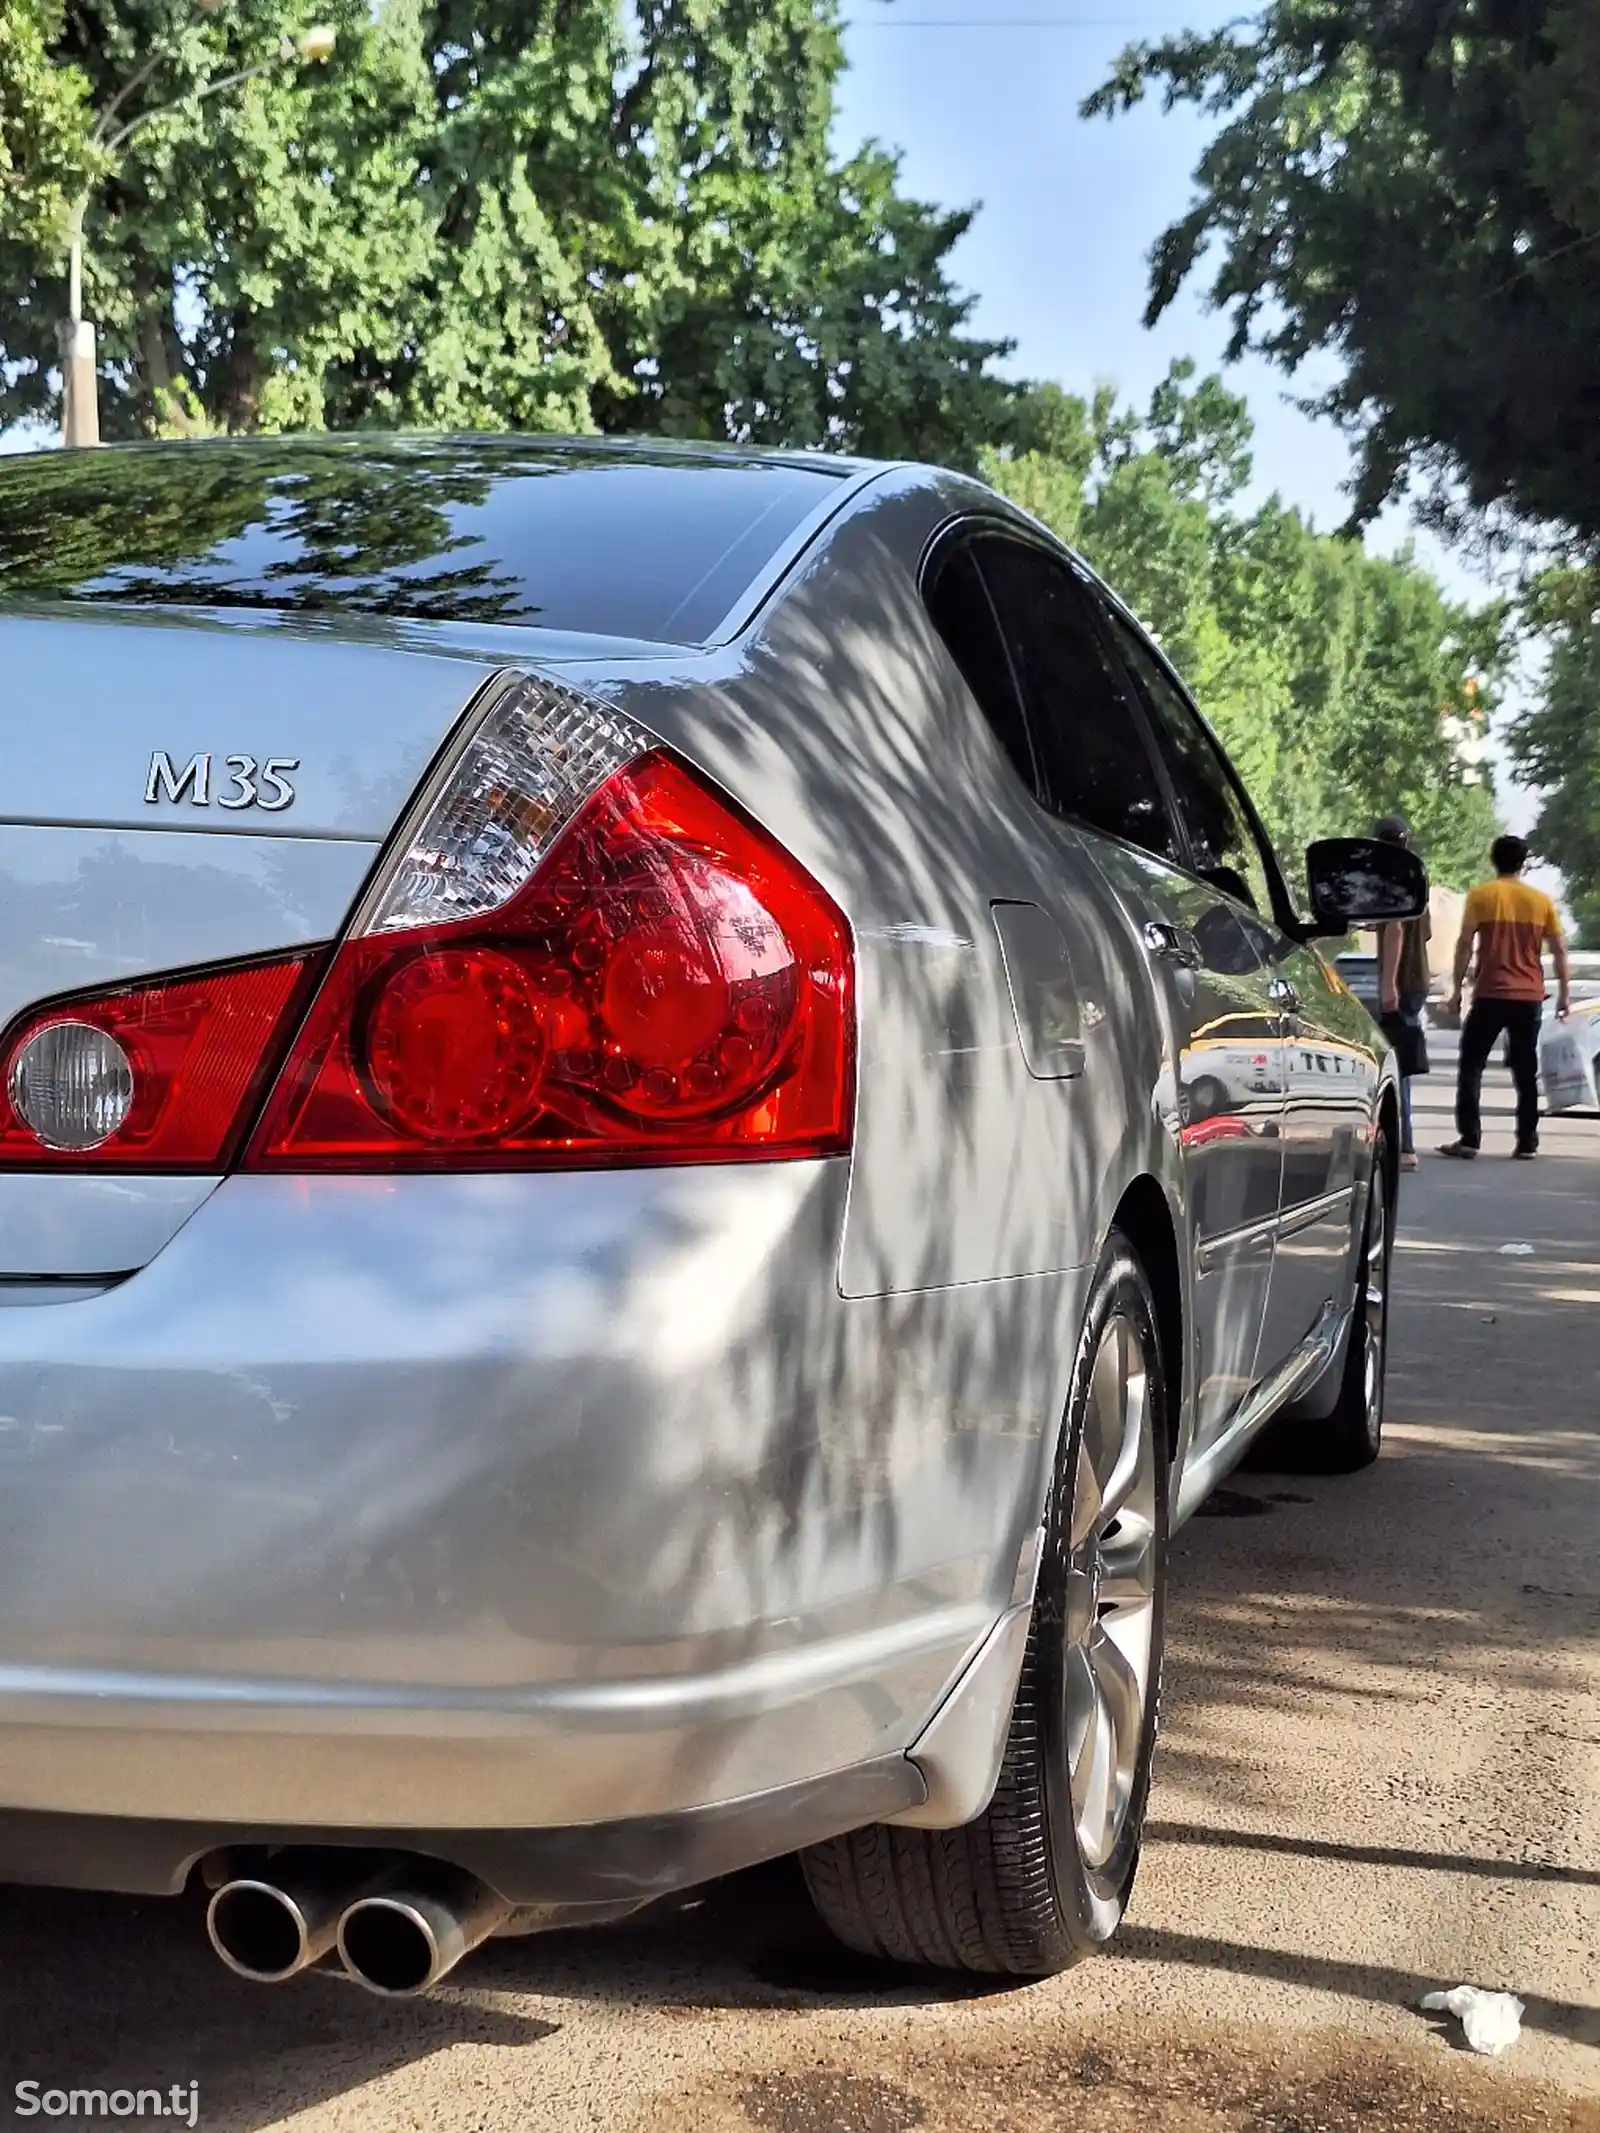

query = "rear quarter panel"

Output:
[[555, 474, 1186, 1567], [561, 473, 1176, 1295]]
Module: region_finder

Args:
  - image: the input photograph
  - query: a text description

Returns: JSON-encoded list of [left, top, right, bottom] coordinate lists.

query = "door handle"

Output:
[[1270, 976, 1300, 1013], [1142, 921, 1201, 969]]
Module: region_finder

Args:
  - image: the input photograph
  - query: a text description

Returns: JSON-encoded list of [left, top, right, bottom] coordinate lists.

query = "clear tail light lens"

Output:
[[9, 1022, 135, 1151], [0, 957, 319, 1169], [364, 674, 655, 936], [244, 750, 854, 1169]]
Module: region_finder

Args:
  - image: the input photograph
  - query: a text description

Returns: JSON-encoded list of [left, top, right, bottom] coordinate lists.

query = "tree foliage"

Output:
[[987, 364, 1504, 888], [0, 0, 97, 250], [1084, 0, 1600, 547], [0, 0, 1014, 460], [1509, 569, 1600, 944], [0, 4, 1513, 894]]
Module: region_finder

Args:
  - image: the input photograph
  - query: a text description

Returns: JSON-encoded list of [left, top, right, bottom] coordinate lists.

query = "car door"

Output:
[[966, 532, 1284, 1453], [1254, 934, 1381, 1366], [1093, 601, 1357, 1373]]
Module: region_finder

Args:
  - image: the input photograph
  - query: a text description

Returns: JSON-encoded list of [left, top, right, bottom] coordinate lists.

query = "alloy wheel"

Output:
[[1362, 1167, 1389, 1448], [1064, 1310, 1160, 1872]]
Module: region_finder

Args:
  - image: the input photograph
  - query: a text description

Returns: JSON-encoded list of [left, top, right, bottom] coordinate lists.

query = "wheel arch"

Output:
[[1377, 1079, 1401, 1185], [1107, 1173, 1185, 1467], [889, 1172, 1184, 1834]]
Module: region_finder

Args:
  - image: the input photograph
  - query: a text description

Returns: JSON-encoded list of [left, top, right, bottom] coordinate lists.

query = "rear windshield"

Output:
[[0, 439, 846, 645]]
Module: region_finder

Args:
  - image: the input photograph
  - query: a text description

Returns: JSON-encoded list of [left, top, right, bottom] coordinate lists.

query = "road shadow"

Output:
[[1108, 1925, 1600, 2052], [0, 1883, 554, 2133], [465, 1855, 1016, 2013], [0, 1854, 1005, 2128], [1144, 1819, 1600, 1889]]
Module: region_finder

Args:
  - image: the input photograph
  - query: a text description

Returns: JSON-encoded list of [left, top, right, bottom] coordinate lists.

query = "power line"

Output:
[[849, 15, 1190, 24]]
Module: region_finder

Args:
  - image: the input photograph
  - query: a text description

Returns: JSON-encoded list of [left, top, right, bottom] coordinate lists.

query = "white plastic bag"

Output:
[[1420, 1985, 1525, 2056], [1539, 1021, 1597, 1113]]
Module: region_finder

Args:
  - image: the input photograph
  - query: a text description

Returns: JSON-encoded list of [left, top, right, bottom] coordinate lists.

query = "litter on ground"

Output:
[[1419, 1985, 1525, 2056]]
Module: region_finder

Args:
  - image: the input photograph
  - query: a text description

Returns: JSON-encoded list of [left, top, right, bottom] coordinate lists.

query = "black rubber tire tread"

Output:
[[1295, 1140, 1392, 1476], [801, 1233, 1166, 1978], [801, 1633, 1070, 1975]]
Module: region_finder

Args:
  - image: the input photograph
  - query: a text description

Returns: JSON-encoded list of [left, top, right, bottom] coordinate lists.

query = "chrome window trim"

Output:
[[914, 511, 1189, 871], [1195, 1185, 1355, 1273]]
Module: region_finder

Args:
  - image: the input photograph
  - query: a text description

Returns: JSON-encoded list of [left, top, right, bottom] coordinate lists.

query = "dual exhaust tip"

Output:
[[207, 1855, 513, 1997]]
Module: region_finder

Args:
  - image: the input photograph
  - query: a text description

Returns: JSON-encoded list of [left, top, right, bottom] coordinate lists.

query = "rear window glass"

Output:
[[0, 439, 846, 645]]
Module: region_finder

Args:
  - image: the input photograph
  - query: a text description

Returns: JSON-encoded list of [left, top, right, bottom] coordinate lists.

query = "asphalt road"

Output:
[[0, 1043, 1595, 2132]]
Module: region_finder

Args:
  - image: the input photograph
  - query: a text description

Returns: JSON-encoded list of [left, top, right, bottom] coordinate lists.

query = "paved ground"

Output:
[[0, 1045, 1595, 2131]]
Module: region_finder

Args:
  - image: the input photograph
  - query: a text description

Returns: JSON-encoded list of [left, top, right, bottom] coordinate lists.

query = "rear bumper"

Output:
[[0, 1603, 985, 1830], [0, 1757, 927, 1906], [0, 1164, 1081, 1858]]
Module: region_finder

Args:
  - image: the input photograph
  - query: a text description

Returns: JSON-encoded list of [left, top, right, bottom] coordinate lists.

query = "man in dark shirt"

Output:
[[1374, 815, 1432, 1171]]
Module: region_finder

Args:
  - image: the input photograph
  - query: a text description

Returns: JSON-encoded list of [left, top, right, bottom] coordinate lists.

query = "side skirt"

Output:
[[1173, 1297, 1353, 1527]]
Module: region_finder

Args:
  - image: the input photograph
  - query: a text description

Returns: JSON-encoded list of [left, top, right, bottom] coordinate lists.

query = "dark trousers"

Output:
[[1456, 997, 1543, 1152], [1396, 987, 1427, 1154]]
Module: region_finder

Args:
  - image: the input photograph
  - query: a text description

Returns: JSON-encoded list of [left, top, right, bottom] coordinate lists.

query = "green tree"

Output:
[[1508, 570, 1600, 938], [0, 0, 1014, 458], [0, 0, 440, 437], [982, 383, 1097, 546], [351, 0, 647, 437], [1084, 0, 1600, 544], [0, 0, 96, 251], [628, 147, 1013, 466], [1142, 354, 1252, 510]]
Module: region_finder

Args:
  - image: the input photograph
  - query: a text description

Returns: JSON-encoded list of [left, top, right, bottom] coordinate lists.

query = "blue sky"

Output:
[[834, 0, 1439, 565], [836, 4, 1358, 520], [833, 0, 1543, 844]]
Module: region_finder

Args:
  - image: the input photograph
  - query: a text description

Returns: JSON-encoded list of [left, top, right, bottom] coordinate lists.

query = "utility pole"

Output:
[[60, 20, 337, 449], [60, 197, 97, 448]]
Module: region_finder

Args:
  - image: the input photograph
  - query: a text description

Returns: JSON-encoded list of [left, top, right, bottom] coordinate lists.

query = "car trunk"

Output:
[[0, 610, 500, 1276]]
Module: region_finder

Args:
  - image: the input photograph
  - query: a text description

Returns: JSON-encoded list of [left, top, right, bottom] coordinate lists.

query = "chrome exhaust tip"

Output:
[[206, 1855, 400, 1983], [337, 1869, 513, 1997], [207, 1877, 331, 1984]]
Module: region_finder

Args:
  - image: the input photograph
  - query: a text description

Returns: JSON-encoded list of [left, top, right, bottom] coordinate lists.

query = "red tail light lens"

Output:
[[363, 947, 548, 1142], [0, 956, 319, 1170], [245, 751, 853, 1169]]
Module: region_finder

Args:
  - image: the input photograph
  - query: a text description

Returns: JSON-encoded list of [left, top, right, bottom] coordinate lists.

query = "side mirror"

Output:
[[1304, 837, 1428, 936]]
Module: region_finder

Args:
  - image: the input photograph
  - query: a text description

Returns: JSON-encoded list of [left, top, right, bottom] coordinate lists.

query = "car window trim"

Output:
[[924, 515, 1188, 870], [918, 516, 1044, 799]]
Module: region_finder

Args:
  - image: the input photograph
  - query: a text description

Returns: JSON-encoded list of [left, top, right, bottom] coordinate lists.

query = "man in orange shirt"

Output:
[[1439, 835, 1570, 1160]]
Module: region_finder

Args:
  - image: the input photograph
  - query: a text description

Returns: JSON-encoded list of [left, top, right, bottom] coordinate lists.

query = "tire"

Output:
[[1296, 1141, 1393, 1473], [800, 1232, 1169, 1977], [1187, 1074, 1227, 1122]]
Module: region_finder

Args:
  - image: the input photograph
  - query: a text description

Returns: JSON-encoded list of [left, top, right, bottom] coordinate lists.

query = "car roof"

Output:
[[0, 435, 1106, 657], [0, 431, 889, 481], [0, 434, 911, 649]]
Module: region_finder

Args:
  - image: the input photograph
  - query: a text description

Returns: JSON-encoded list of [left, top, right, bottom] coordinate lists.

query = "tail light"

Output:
[[0, 674, 854, 1174], [0, 957, 318, 1169]]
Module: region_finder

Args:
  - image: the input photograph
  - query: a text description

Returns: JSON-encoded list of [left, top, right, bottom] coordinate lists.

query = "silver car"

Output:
[[0, 437, 1421, 1995]]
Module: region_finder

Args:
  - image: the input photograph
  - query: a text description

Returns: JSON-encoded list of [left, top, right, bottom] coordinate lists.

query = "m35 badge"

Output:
[[145, 751, 299, 812]]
